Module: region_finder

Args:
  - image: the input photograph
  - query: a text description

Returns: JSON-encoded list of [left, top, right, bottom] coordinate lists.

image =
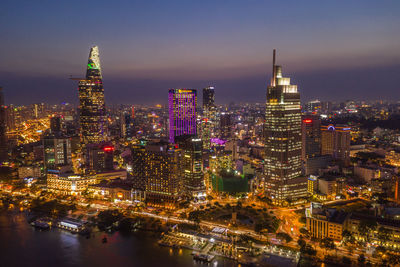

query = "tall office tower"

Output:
[[263, 50, 307, 205], [78, 46, 106, 145], [143, 141, 183, 206], [176, 135, 205, 198], [202, 86, 216, 149], [43, 134, 72, 170], [301, 114, 321, 160], [321, 125, 351, 165], [50, 116, 62, 134], [85, 143, 114, 173], [0, 87, 7, 163], [220, 113, 232, 139], [168, 89, 197, 143]]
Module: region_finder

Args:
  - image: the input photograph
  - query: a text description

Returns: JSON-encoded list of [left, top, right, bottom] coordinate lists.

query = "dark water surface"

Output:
[[0, 211, 237, 267]]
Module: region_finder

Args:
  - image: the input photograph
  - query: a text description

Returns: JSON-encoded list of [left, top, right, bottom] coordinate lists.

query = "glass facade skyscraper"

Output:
[[264, 50, 307, 205], [168, 89, 197, 143], [202, 86, 216, 149], [78, 46, 106, 145]]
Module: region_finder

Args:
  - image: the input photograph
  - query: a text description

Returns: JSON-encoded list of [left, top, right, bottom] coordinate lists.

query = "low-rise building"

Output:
[[47, 172, 96, 195], [18, 165, 41, 178], [306, 207, 348, 241]]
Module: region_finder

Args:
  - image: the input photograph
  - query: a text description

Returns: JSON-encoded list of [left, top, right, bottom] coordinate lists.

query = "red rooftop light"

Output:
[[103, 146, 114, 152]]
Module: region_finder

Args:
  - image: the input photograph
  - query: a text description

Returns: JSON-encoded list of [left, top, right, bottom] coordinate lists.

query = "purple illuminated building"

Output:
[[168, 89, 197, 143]]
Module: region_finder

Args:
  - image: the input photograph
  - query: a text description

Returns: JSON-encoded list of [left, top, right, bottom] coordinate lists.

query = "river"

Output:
[[0, 210, 237, 267]]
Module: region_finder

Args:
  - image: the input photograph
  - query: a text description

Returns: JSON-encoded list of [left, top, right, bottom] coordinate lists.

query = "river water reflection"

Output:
[[0, 211, 237, 267]]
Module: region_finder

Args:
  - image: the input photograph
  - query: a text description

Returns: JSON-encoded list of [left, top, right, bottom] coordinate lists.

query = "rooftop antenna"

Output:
[[272, 49, 276, 86]]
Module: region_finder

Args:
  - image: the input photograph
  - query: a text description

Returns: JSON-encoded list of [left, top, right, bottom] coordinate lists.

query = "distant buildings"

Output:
[[304, 100, 321, 113], [0, 87, 7, 163], [263, 50, 307, 205], [321, 125, 351, 165], [168, 89, 197, 143], [78, 46, 106, 145]]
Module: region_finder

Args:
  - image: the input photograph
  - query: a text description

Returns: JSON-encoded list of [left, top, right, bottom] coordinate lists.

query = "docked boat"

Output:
[[192, 253, 214, 262], [31, 220, 50, 230]]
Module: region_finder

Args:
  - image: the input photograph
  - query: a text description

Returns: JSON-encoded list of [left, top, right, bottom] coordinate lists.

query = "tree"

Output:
[[358, 254, 366, 265], [119, 217, 134, 234], [320, 238, 335, 255], [97, 209, 123, 230], [299, 228, 310, 237], [276, 232, 292, 243], [357, 219, 377, 243], [298, 238, 306, 248], [377, 226, 391, 244], [342, 256, 352, 265]]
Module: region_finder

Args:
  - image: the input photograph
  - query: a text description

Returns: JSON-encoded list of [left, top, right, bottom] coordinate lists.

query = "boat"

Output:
[[31, 220, 50, 230], [192, 253, 215, 262]]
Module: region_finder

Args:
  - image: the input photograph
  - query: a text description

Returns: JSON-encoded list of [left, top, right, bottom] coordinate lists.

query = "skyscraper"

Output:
[[168, 89, 197, 143], [78, 46, 106, 145], [0, 87, 7, 163], [264, 50, 307, 205], [202, 86, 216, 149], [301, 114, 321, 160], [176, 135, 205, 198]]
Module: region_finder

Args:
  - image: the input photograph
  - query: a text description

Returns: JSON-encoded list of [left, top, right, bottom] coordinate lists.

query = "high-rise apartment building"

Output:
[[78, 46, 106, 145], [301, 114, 321, 160], [263, 50, 307, 205], [321, 125, 351, 165], [202, 86, 216, 149], [168, 89, 197, 143], [176, 135, 205, 198], [0, 87, 7, 163]]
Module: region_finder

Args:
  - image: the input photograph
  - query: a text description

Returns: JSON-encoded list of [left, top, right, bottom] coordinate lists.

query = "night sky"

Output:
[[1, 0, 399, 105]]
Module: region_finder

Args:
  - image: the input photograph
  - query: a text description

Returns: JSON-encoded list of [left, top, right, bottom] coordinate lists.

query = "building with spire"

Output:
[[264, 50, 307, 205], [78, 46, 106, 145]]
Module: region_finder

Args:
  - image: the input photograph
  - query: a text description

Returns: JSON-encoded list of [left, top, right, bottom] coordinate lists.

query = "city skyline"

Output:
[[1, 1, 400, 105]]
